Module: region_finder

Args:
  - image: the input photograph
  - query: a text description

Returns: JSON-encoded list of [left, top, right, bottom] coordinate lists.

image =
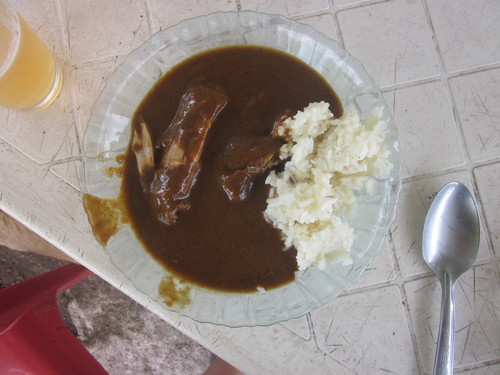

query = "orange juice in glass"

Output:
[[0, 1, 62, 111]]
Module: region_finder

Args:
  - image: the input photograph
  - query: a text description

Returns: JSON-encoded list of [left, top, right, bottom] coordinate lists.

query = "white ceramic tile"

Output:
[[405, 262, 500, 372], [148, 0, 237, 32], [384, 80, 464, 178], [391, 172, 489, 278], [298, 13, 339, 42], [426, 0, 500, 73], [50, 159, 83, 191], [337, 0, 440, 88], [71, 58, 124, 136], [240, 0, 329, 17], [474, 163, 500, 255], [10, 0, 65, 57], [310, 286, 419, 374], [449, 68, 500, 163], [279, 315, 311, 341], [0, 86, 79, 164], [349, 238, 396, 289], [59, 0, 150, 65]]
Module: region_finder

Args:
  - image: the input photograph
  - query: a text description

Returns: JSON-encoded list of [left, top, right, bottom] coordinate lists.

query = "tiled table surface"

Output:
[[1, 0, 498, 374]]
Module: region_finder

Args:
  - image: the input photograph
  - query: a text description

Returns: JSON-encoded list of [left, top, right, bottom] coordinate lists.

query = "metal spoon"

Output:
[[422, 182, 480, 375]]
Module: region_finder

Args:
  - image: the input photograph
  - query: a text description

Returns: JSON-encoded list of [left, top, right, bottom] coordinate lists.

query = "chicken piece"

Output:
[[222, 135, 282, 172], [157, 84, 228, 153], [133, 84, 227, 224], [220, 133, 284, 202], [218, 109, 291, 202], [220, 169, 256, 202]]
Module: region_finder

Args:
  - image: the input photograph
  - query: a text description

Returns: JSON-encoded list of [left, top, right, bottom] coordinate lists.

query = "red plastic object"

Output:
[[0, 263, 108, 374]]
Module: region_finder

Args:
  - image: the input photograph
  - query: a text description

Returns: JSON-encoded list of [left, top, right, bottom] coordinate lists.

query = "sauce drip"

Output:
[[83, 194, 129, 246]]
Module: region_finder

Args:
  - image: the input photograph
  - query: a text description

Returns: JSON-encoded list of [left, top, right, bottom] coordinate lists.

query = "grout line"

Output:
[[52, 0, 66, 55], [397, 282, 426, 374], [399, 158, 500, 185], [330, 0, 392, 13], [470, 168, 498, 260], [456, 358, 500, 373], [143, 0, 155, 35], [447, 62, 500, 79], [294, 9, 346, 47], [379, 60, 500, 93], [332, 10, 346, 47], [288, 3, 335, 20], [419, 0, 475, 189], [55, 0, 71, 60]]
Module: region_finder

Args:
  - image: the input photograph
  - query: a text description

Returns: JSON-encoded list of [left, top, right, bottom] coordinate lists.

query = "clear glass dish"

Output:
[[82, 11, 401, 327]]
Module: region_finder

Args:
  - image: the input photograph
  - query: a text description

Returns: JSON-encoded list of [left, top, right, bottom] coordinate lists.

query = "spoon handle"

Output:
[[434, 274, 455, 375]]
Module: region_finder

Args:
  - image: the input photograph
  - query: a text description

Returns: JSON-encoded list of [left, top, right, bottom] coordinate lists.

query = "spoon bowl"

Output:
[[423, 182, 480, 281], [422, 181, 480, 375]]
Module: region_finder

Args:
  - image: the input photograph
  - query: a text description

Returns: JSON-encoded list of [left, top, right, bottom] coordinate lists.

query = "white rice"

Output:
[[264, 102, 392, 271]]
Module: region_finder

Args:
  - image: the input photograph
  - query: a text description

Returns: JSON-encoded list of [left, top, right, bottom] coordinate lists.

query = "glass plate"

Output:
[[82, 11, 401, 327]]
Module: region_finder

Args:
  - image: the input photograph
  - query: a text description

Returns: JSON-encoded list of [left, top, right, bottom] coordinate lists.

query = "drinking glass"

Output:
[[0, 1, 63, 111]]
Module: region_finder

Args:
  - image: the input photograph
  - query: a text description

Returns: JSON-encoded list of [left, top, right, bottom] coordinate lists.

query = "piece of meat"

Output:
[[220, 131, 285, 202], [157, 84, 228, 153], [220, 169, 256, 201], [149, 161, 201, 224], [222, 135, 283, 172], [134, 84, 227, 224]]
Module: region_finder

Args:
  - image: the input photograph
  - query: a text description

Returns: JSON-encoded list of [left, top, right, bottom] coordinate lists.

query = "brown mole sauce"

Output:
[[122, 46, 342, 292]]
